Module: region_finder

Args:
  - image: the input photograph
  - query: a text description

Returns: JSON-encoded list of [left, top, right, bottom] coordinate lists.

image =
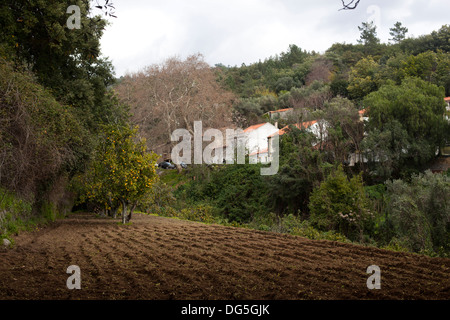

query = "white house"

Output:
[[244, 122, 279, 163], [445, 97, 450, 122], [208, 122, 278, 164], [249, 148, 269, 164], [267, 120, 328, 160], [359, 108, 369, 122]]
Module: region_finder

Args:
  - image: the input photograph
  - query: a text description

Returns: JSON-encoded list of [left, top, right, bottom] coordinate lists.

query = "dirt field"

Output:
[[0, 212, 449, 300]]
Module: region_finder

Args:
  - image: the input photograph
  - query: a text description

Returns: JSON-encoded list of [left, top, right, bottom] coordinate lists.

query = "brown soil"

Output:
[[0, 212, 449, 300]]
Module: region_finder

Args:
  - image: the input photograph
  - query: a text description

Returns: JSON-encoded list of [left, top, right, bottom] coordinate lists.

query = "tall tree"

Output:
[[268, 128, 328, 215], [347, 56, 381, 100], [308, 165, 373, 242], [389, 22, 408, 43], [357, 21, 380, 54], [0, 0, 122, 127], [363, 77, 448, 179], [384, 171, 450, 254], [323, 97, 365, 165], [115, 54, 235, 153]]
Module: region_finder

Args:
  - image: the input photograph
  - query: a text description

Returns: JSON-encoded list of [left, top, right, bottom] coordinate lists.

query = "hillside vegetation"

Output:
[[0, 1, 449, 258]]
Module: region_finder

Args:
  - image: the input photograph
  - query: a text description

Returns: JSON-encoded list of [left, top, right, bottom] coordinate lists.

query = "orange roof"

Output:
[[359, 109, 366, 115], [249, 148, 269, 156], [445, 97, 450, 102], [268, 108, 293, 114], [268, 121, 317, 138], [243, 123, 266, 133]]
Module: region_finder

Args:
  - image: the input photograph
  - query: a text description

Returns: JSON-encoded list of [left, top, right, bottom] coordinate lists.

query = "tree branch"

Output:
[[340, 0, 361, 10]]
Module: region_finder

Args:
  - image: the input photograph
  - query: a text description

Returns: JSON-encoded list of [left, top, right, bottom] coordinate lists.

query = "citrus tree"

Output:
[[73, 124, 159, 223]]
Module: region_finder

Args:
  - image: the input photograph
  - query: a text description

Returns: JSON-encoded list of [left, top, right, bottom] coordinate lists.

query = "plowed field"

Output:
[[1, 212, 449, 300]]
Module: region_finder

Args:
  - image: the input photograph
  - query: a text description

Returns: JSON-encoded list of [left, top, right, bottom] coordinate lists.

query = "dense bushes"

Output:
[[308, 166, 374, 242], [0, 187, 37, 242], [144, 175, 351, 242], [382, 171, 450, 255], [0, 58, 88, 214], [175, 164, 270, 223], [148, 160, 449, 257], [142, 23, 450, 258]]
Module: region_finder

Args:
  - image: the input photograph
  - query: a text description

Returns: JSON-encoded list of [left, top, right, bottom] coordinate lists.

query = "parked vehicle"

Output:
[[158, 161, 175, 169]]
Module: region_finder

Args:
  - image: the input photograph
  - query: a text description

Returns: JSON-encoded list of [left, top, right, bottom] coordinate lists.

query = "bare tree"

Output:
[[305, 57, 334, 86], [114, 54, 236, 158]]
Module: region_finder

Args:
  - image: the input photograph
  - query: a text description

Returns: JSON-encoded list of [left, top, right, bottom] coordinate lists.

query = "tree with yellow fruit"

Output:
[[73, 124, 159, 223]]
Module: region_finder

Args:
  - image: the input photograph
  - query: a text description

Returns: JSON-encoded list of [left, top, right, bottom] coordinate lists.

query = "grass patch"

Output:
[[0, 188, 63, 244], [0, 188, 34, 242], [159, 169, 190, 188]]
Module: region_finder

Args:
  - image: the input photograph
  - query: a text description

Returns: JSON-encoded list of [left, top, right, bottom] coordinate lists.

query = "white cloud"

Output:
[[99, 0, 450, 77]]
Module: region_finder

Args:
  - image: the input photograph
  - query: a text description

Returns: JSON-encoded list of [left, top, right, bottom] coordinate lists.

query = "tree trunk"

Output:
[[121, 200, 128, 224], [129, 201, 138, 220], [111, 206, 117, 219]]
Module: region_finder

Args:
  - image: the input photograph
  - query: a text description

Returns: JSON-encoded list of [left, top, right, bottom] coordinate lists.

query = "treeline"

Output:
[[146, 23, 450, 257], [0, 1, 146, 236], [155, 130, 449, 257], [216, 24, 450, 127], [1, 1, 449, 258]]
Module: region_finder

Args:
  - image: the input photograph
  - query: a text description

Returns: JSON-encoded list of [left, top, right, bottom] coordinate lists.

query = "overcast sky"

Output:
[[97, 0, 450, 77]]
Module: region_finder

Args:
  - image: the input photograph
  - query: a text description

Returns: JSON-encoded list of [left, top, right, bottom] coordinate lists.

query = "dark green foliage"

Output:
[[217, 44, 312, 98], [363, 77, 448, 179], [0, 57, 88, 199], [0, 1, 128, 226], [399, 25, 450, 55], [177, 164, 270, 223], [384, 171, 450, 255], [308, 165, 374, 242], [0, 0, 126, 128], [267, 128, 329, 216]]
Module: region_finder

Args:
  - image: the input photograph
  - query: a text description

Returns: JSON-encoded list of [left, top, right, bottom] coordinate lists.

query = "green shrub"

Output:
[[246, 212, 350, 243], [41, 201, 58, 222], [308, 165, 374, 241], [384, 171, 450, 255], [381, 237, 411, 253], [0, 188, 34, 239], [291, 220, 350, 242], [176, 163, 270, 223], [177, 204, 216, 224]]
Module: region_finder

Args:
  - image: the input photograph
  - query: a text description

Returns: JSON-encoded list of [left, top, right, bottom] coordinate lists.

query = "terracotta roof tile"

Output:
[[249, 148, 269, 156], [243, 123, 266, 133], [268, 121, 317, 138], [268, 108, 293, 114]]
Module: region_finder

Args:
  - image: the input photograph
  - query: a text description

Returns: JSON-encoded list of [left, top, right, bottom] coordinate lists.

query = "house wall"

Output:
[[308, 121, 328, 142], [246, 123, 279, 155]]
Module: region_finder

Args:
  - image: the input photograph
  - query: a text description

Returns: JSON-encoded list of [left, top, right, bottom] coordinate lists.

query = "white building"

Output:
[[267, 120, 328, 160], [359, 108, 369, 122], [445, 97, 450, 122], [208, 122, 278, 164], [243, 122, 279, 163]]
